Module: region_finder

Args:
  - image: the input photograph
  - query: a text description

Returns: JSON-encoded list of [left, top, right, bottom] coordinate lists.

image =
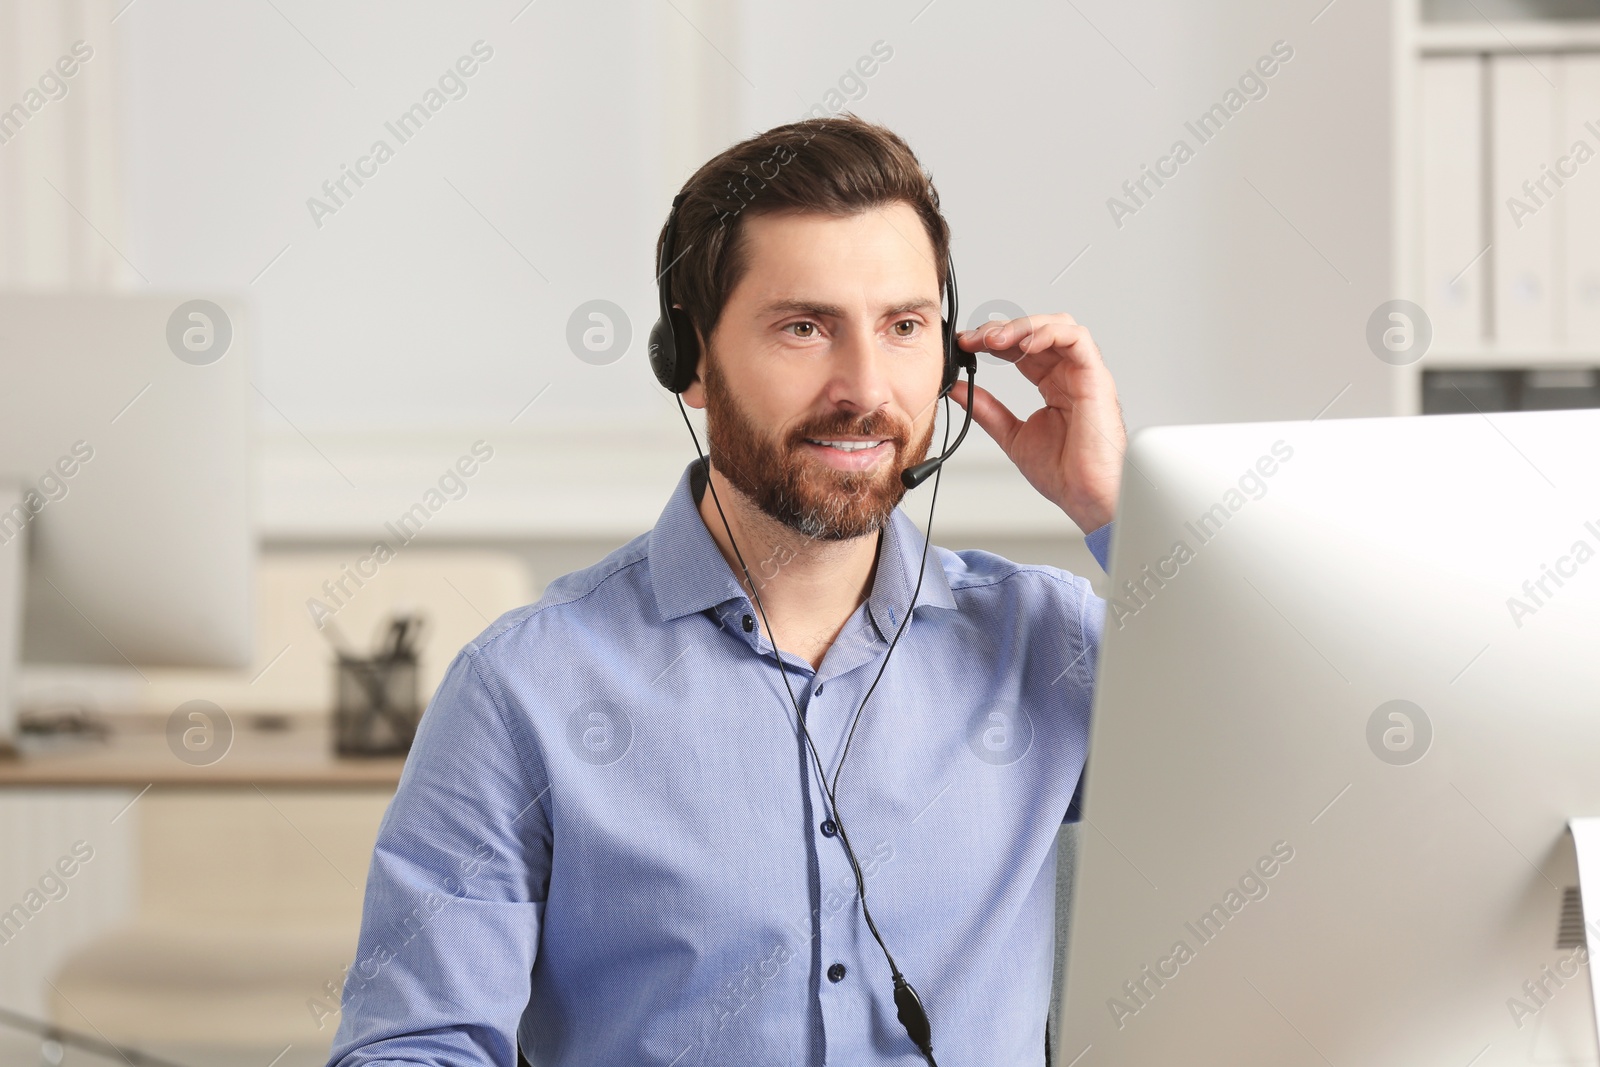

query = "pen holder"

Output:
[[334, 653, 421, 757]]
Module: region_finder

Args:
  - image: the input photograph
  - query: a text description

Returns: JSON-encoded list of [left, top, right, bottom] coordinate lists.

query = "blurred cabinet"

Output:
[[1406, 9, 1600, 412]]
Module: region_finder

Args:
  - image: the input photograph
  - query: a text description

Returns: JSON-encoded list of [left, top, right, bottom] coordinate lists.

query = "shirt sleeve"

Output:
[[1084, 521, 1114, 574], [326, 644, 552, 1067], [1063, 563, 1107, 827]]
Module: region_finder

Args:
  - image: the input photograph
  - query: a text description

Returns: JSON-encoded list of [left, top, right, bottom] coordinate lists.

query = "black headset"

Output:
[[647, 189, 981, 1067]]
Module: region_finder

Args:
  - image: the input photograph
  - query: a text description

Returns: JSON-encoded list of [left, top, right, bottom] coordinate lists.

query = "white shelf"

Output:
[[1421, 349, 1600, 367], [1418, 19, 1600, 54]]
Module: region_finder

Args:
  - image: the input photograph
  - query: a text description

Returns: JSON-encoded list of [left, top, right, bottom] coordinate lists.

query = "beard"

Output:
[[701, 350, 937, 542]]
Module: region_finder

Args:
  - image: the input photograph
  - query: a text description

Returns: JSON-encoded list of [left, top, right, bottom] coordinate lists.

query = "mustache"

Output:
[[787, 412, 909, 447]]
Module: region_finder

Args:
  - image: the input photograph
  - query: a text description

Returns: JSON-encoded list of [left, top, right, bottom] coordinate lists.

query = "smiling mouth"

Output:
[[802, 438, 890, 452]]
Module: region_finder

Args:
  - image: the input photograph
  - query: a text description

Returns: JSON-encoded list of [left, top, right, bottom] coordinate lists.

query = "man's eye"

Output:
[[787, 322, 817, 339], [893, 320, 918, 337]]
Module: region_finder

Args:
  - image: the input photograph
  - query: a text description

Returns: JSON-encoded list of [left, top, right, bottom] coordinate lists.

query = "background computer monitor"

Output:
[[0, 293, 253, 742], [1058, 407, 1600, 1065]]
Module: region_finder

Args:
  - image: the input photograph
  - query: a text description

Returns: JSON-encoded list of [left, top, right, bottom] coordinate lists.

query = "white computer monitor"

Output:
[[1058, 407, 1600, 1066], [0, 293, 253, 742]]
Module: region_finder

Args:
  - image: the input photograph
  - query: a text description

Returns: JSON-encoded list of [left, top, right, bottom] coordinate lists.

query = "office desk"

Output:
[[0, 714, 405, 788]]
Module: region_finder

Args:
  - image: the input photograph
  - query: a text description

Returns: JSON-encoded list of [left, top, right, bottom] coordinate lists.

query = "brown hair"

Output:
[[654, 112, 950, 352]]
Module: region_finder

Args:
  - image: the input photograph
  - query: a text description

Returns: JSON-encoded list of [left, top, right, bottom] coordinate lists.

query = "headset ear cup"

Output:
[[939, 316, 956, 397], [667, 306, 700, 393], [648, 315, 677, 392]]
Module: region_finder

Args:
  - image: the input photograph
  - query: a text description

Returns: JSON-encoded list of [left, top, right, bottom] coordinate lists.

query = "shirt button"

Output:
[[827, 962, 847, 983], [742, 614, 754, 632], [814, 683, 824, 695], [820, 819, 837, 837]]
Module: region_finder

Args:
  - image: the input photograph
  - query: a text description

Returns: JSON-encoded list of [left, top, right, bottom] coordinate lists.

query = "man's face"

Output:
[[685, 202, 944, 542]]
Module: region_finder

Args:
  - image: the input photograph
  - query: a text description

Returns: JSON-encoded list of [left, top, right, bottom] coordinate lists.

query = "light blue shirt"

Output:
[[328, 457, 1112, 1067]]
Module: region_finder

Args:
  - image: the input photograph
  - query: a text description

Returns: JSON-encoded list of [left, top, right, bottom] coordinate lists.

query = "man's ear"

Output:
[[680, 318, 709, 410]]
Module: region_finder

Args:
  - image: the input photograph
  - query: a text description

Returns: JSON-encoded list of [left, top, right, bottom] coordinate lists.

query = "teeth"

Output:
[[808, 439, 883, 452]]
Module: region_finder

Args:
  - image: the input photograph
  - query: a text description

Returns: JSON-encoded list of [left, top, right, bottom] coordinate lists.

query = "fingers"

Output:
[[958, 312, 1070, 351], [949, 379, 1024, 453], [958, 314, 1101, 376]]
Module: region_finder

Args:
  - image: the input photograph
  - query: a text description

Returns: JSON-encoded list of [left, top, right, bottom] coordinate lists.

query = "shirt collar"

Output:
[[647, 457, 957, 638]]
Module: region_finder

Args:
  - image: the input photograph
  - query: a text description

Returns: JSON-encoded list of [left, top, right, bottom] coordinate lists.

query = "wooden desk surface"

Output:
[[0, 715, 406, 788]]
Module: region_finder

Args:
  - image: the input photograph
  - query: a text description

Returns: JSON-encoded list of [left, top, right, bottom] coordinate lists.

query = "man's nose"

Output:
[[824, 324, 894, 414]]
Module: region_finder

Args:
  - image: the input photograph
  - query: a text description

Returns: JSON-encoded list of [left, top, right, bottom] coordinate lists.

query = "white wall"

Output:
[[117, 0, 674, 431]]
